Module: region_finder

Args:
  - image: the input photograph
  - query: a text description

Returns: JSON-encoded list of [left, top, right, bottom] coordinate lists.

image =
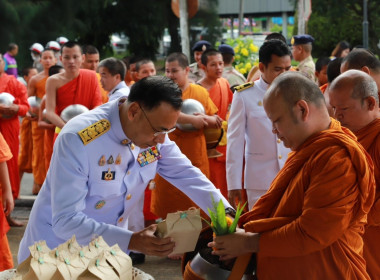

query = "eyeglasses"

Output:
[[138, 104, 176, 137]]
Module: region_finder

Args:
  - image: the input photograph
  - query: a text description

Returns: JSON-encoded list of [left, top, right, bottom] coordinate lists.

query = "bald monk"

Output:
[[341, 48, 380, 99], [329, 69, 380, 279], [0, 132, 15, 270], [81, 45, 108, 104], [39, 66, 64, 172], [45, 41, 102, 138], [28, 49, 56, 194], [0, 53, 29, 226], [18, 67, 38, 182], [152, 52, 221, 220], [135, 59, 156, 82], [198, 49, 233, 197], [209, 72, 375, 279]]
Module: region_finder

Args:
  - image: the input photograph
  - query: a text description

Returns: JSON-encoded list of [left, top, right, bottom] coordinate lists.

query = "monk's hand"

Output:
[[208, 229, 260, 261], [128, 224, 175, 257], [25, 111, 38, 121], [215, 115, 223, 128], [191, 113, 208, 129], [2, 186, 14, 216], [228, 190, 243, 209], [0, 103, 19, 118]]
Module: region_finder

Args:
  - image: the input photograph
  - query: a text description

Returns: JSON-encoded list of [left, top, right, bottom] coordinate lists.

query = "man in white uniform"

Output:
[[98, 57, 130, 102], [18, 76, 232, 263], [227, 39, 292, 209]]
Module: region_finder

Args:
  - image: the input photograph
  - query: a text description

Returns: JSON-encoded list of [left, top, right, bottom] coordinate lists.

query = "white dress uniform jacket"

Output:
[[18, 99, 230, 263], [226, 77, 290, 193], [108, 81, 130, 102]]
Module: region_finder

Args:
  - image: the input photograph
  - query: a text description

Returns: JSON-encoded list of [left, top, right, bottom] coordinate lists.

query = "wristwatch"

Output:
[[225, 207, 236, 218]]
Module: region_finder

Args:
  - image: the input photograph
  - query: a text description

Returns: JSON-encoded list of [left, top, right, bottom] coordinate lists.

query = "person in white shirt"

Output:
[[227, 39, 292, 209], [98, 57, 130, 101]]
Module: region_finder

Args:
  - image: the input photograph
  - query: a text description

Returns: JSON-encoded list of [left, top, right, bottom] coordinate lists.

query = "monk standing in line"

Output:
[[0, 132, 15, 270], [81, 45, 108, 104], [198, 49, 233, 197], [18, 67, 38, 183], [45, 41, 102, 138], [209, 72, 375, 279], [27, 49, 56, 194], [0, 53, 29, 227], [152, 52, 221, 220], [329, 69, 380, 280]]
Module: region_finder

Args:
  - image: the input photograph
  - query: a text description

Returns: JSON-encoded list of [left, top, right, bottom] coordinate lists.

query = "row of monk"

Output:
[[0, 36, 379, 279]]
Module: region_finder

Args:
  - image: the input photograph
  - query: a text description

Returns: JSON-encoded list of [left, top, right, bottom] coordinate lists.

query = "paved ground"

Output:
[[7, 173, 183, 280]]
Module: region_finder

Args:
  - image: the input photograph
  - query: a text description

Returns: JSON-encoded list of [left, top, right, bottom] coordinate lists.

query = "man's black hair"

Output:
[[128, 76, 182, 111], [259, 39, 291, 66]]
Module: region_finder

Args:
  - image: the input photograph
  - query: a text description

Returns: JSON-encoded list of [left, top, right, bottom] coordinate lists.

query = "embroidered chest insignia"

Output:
[[137, 146, 162, 167], [77, 119, 111, 145]]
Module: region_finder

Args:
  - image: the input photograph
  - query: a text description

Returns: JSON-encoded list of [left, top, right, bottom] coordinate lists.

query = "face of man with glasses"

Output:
[[120, 100, 180, 149]]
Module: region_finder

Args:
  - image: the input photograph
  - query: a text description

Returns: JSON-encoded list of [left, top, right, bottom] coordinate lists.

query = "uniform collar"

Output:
[[109, 99, 130, 144], [258, 76, 270, 91], [109, 81, 128, 96]]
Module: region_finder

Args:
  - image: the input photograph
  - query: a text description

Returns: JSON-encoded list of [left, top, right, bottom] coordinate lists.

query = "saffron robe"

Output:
[[18, 117, 33, 173], [355, 118, 380, 280], [151, 84, 218, 218], [320, 83, 328, 94], [240, 119, 375, 280], [96, 72, 109, 104], [31, 76, 48, 185], [56, 69, 102, 116], [54, 69, 102, 141], [0, 73, 29, 199], [0, 132, 14, 271], [207, 78, 233, 197]]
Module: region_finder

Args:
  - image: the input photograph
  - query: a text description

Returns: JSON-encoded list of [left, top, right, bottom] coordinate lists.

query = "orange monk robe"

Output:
[[44, 129, 55, 172], [207, 78, 233, 197], [239, 119, 375, 280], [96, 72, 109, 104], [54, 69, 102, 140], [355, 118, 380, 280], [18, 117, 33, 173], [320, 83, 328, 94], [31, 76, 48, 185], [0, 73, 29, 199], [0, 133, 14, 270], [151, 84, 218, 218], [56, 69, 102, 116]]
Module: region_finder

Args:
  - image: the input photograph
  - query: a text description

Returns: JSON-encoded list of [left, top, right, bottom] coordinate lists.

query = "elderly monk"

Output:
[[341, 48, 380, 100], [209, 71, 375, 279], [329, 69, 380, 280]]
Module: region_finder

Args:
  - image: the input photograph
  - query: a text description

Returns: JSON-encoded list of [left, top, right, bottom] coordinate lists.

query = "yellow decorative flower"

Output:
[[235, 54, 241, 60], [245, 62, 252, 70], [241, 48, 249, 57], [239, 68, 247, 75], [234, 46, 240, 53]]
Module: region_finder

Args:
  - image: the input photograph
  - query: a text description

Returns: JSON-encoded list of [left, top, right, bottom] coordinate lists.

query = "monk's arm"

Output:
[[258, 148, 359, 257], [27, 76, 37, 97], [45, 77, 65, 128], [0, 161, 14, 216], [38, 96, 55, 129]]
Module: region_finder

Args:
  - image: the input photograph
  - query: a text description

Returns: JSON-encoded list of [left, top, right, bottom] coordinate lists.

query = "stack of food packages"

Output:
[[13, 235, 153, 280]]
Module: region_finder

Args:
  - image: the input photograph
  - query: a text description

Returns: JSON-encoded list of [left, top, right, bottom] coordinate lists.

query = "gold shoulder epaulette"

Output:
[[234, 82, 254, 92], [77, 119, 111, 145]]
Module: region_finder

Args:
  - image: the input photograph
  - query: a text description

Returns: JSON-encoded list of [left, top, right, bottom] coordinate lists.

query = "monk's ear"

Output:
[[295, 100, 310, 121], [365, 96, 377, 111], [361, 66, 371, 75], [128, 102, 140, 120]]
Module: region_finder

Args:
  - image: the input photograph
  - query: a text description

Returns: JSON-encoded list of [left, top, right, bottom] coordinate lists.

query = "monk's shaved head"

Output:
[[341, 49, 380, 74], [330, 69, 379, 104], [265, 72, 326, 111]]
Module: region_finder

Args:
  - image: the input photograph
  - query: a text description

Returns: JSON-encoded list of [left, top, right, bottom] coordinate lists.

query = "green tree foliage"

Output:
[[307, 0, 380, 57]]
